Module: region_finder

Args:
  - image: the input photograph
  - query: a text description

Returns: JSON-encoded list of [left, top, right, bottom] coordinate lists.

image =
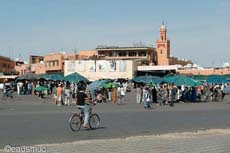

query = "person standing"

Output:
[[64, 83, 71, 106], [56, 84, 63, 106], [120, 86, 125, 104], [112, 87, 118, 104], [157, 86, 164, 106], [152, 86, 157, 103], [17, 82, 23, 95], [143, 87, 151, 109], [170, 84, 177, 107], [108, 85, 112, 101], [136, 85, 142, 104], [52, 84, 57, 105]]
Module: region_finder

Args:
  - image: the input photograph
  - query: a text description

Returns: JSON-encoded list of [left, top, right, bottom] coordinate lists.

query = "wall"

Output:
[[0, 56, 15, 74], [15, 64, 29, 76], [78, 50, 98, 57], [31, 63, 46, 74], [44, 53, 64, 72], [65, 60, 136, 81], [177, 68, 230, 75]]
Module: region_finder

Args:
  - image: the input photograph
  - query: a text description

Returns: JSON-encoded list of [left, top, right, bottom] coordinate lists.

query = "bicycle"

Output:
[[69, 103, 100, 131]]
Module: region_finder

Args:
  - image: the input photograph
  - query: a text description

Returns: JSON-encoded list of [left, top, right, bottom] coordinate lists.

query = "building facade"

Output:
[[65, 60, 138, 81], [29, 55, 44, 65], [177, 67, 230, 75], [155, 24, 170, 65], [78, 50, 98, 59], [0, 56, 15, 74], [44, 53, 66, 73], [96, 47, 156, 63]]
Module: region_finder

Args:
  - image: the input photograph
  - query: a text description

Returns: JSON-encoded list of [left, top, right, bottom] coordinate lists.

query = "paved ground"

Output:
[[0, 91, 230, 153], [42, 129, 230, 153]]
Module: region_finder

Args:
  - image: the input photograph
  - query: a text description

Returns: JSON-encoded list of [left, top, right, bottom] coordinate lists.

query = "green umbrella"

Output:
[[206, 75, 226, 84], [87, 80, 109, 90], [18, 73, 41, 81], [41, 73, 64, 81], [33, 86, 48, 91], [64, 72, 89, 83], [133, 75, 163, 84], [103, 82, 113, 89], [163, 75, 201, 86], [103, 82, 119, 88]]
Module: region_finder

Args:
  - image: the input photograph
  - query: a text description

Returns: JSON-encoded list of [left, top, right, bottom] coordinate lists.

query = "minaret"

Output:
[[155, 23, 170, 65]]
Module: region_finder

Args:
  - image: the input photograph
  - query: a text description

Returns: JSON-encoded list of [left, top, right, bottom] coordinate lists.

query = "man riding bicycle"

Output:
[[76, 85, 91, 128]]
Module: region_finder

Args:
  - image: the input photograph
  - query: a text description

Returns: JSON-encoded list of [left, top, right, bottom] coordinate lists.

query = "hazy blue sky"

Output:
[[0, 0, 229, 67]]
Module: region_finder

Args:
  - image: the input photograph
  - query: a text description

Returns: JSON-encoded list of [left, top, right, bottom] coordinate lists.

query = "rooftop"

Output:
[[96, 46, 155, 51]]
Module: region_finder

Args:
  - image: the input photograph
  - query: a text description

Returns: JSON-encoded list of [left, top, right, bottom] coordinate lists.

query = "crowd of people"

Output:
[[11, 80, 131, 106], [134, 83, 229, 109], [1, 78, 229, 111]]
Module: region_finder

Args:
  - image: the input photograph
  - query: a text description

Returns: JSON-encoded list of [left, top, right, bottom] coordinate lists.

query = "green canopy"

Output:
[[191, 75, 208, 81], [33, 86, 48, 91], [133, 75, 163, 84], [103, 82, 113, 89], [103, 82, 120, 88], [17, 73, 41, 81], [206, 75, 226, 84], [40, 73, 64, 81], [163, 75, 201, 86], [87, 80, 109, 90], [64, 72, 89, 83]]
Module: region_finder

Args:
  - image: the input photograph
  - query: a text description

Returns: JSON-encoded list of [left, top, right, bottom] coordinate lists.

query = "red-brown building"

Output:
[[0, 56, 15, 74]]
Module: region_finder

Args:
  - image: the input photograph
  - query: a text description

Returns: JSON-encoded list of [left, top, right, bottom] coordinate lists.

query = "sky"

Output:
[[0, 0, 229, 67]]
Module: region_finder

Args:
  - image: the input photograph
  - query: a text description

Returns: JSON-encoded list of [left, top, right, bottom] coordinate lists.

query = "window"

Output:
[[99, 51, 105, 57], [3, 63, 7, 68], [109, 52, 113, 57], [138, 51, 146, 56], [160, 50, 163, 54], [32, 58, 36, 64], [118, 52, 127, 56], [128, 52, 137, 57]]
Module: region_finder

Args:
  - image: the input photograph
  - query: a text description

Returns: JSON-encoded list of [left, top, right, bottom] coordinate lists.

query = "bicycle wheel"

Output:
[[89, 114, 100, 129], [69, 114, 82, 131]]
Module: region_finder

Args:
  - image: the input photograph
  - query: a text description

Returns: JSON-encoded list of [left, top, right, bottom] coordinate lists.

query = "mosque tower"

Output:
[[155, 22, 170, 65]]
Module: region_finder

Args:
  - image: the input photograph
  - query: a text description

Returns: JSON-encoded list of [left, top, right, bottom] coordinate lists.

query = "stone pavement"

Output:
[[36, 129, 230, 153]]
